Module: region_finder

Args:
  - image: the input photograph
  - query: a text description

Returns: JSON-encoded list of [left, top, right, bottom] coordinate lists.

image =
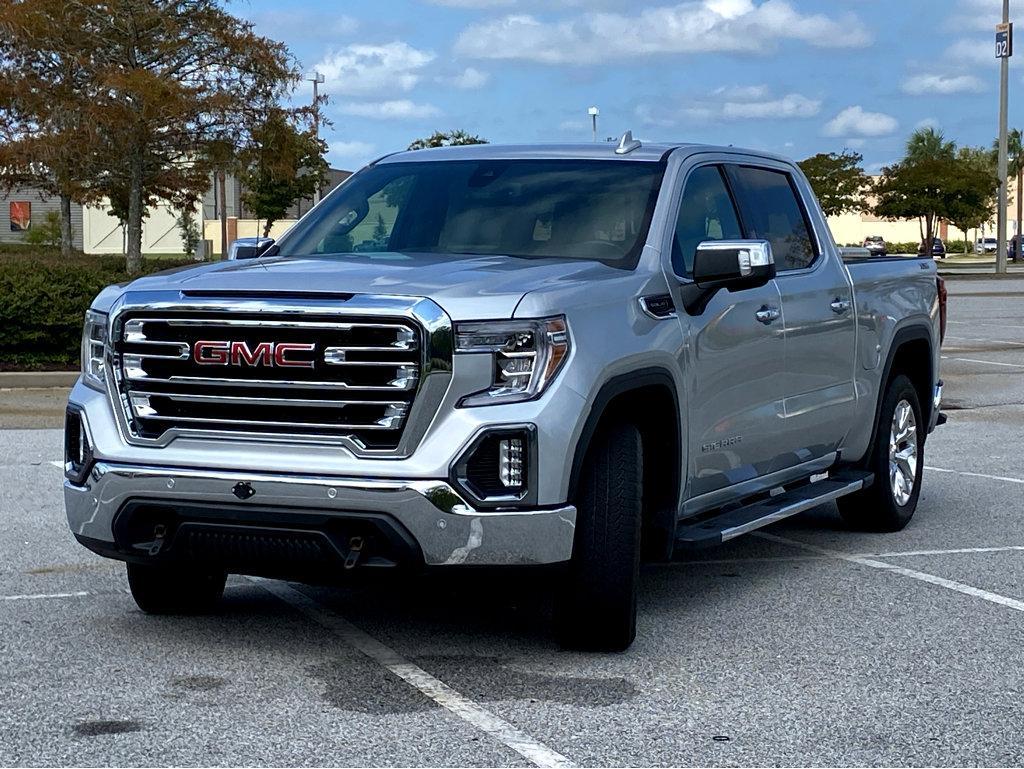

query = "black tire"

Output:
[[837, 374, 924, 532], [126, 562, 226, 614], [555, 421, 643, 652]]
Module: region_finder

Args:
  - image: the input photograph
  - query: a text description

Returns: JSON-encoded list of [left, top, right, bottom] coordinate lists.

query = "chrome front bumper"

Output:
[[65, 463, 577, 567]]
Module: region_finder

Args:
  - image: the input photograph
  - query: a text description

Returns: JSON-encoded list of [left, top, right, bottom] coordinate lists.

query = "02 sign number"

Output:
[[996, 22, 1013, 59]]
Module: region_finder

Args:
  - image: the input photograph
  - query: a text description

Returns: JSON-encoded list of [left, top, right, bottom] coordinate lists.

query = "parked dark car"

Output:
[[918, 237, 946, 259], [863, 236, 886, 256]]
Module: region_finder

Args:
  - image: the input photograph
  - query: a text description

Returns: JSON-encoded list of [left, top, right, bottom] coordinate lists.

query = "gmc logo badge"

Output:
[[193, 340, 315, 368]]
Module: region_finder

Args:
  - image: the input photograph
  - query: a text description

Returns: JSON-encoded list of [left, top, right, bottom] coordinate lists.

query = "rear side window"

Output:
[[728, 166, 817, 272], [672, 165, 743, 277]]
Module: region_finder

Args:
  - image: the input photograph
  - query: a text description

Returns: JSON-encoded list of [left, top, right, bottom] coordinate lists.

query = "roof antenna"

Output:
[[615, 130, 642, 155]]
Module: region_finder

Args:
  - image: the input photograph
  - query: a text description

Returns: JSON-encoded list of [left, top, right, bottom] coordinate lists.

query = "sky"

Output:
[[225, 0, 1017, 173]]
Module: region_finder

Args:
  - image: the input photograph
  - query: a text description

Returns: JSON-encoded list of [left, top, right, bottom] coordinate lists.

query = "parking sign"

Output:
[[996, 22, 1013, 58]]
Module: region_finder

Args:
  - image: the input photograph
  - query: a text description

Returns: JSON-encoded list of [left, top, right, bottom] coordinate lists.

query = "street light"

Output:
[[588, 106, 599, 143], [307, 71, 326, 204], [996, 2, 1012, 274]]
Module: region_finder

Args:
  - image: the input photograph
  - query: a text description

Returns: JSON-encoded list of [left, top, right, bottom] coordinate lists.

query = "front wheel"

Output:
[[555, 421, 643, 652], [126, 562, 226, 614], [838, 374, 924, 531]]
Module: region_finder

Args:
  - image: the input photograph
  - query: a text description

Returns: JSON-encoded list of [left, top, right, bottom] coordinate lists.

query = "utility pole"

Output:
[[588, 106, 599, 143], [996, 2, 1012, 274], [308, 71, 326, 204]]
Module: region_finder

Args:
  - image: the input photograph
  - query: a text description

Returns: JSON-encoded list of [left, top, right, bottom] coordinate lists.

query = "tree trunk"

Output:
[[263, 219, 272, 238], [126, 154, 144, 276], [218, 171, 228, 258], [59, 194, 73, 258]]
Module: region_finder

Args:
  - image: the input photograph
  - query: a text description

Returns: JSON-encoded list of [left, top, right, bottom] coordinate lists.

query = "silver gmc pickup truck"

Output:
[[64, 135, 946, 650]]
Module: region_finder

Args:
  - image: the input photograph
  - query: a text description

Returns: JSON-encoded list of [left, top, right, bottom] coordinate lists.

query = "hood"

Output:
[[98, 252, 624, 320]]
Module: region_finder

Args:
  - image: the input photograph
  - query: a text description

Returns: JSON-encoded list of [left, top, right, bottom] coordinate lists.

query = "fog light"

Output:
[[498, 437, 524, 488], [453, 427, 535, 507]]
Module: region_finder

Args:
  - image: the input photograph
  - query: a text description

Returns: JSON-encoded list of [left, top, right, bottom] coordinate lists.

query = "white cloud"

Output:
[[443, 67, 490, 89], [721, 92, 820, 119], [824, 106, 898, 138], [902, 73, 985, 95], [945, 38, 998, 67], [339, 100, 442, 120], [637, 86, 820, 127], [327, 140, 376, 167], [249, 11, 359, 42], [313, 42, 435, 96], [454, 0, 871, 65], [946, 0, 1003, 33]]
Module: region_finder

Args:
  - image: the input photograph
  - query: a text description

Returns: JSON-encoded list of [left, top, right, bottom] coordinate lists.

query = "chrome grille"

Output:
[[113, 313, 423, 450]]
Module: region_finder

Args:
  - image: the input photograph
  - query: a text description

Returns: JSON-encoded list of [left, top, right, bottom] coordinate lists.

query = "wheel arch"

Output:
[[867, 324, 935, 456], [568, 367, 682, 561]]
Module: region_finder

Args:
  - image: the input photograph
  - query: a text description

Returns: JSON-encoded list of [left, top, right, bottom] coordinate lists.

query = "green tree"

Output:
[[905, 126, 955, 163], [0, 0, 104, 257], [874, 154, 995, 257], [372, 212, 388, 242], [238, 106, 328, 237], [797, 151, 870, 217], [950, 146, 998, 252], [994, 128, 1024, 251], [407, 130, 487, 150], [2, 0, 298, 274], [177, 205, 202, 259]]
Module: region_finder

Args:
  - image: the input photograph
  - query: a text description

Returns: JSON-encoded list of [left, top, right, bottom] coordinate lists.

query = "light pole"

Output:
[[308, 71, 326, 204], [588, 106, 599, 143], [996, 2, 1012, 274]]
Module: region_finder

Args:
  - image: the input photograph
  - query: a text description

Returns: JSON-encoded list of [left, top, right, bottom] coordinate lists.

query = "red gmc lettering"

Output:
[[230, 341, 272, 367], [192, 340, 315, 367], [194, 340, 229, 365], [273, 343, 315, 368]]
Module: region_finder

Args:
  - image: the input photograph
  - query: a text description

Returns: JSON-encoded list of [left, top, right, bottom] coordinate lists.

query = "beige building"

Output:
[[826, 175, 1021, 248]]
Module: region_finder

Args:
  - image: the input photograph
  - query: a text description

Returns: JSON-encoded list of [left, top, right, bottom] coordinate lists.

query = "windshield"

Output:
[[276, 159, 665, 268]]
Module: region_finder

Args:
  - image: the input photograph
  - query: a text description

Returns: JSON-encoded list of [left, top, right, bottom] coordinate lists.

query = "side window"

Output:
[[727, 166, 817, 271], [317, 176, 413, 254], [672, 165, 743, 277]]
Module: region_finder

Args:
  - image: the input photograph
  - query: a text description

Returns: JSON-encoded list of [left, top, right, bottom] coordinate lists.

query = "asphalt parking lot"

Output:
[[2, 277, 1023, 767]]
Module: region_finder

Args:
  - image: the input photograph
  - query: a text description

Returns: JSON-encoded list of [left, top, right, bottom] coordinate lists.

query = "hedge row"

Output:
[[0, 247, 195, 369]]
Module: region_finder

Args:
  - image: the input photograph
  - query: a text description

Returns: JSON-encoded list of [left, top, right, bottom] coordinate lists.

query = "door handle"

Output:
[[830, 298, 851, 314], [755, 305, 781, 324]]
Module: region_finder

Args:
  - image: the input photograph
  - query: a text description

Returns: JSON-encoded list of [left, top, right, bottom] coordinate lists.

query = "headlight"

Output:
[[455, 316, 570, 406], [81, 309, 107, 390]]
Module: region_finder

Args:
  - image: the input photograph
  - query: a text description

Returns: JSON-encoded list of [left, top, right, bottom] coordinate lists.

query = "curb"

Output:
[[0, 371, 79, 389]]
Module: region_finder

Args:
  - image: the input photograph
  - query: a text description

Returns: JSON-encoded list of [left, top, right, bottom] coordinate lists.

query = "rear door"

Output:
[[663, 161, 788, 501], [726, 163, 857, 461]]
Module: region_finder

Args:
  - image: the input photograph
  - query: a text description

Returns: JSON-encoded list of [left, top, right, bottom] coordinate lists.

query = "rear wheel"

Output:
[[838, 374, 924, 531], [555, 421, 643, 652], [126, 562, 226, 614]]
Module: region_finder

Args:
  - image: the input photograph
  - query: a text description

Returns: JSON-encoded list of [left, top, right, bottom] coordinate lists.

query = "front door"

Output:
[[663, 162, 788, 504]]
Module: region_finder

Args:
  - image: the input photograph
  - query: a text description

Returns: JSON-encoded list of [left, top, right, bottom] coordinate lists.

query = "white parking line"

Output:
[[945, 335, 1024, 347], [926, 465, 1024, 485], [941, 355, 1024, 369], [1, 590, 90, 601], [757, 533, 1024, 614], [863, 545, 1024, 558], [255, 579, 574, 769]]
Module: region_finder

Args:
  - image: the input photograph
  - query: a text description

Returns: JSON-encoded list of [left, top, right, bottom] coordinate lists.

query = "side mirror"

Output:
[[692, 240, 775, 290], [681, 240, 776, 316]]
